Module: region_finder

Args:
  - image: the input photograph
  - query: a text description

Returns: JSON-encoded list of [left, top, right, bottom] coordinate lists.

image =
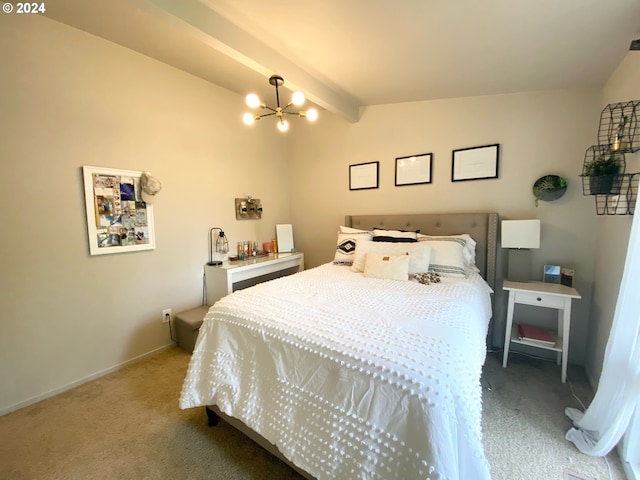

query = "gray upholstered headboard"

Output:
[[345, 212, 499, 292]]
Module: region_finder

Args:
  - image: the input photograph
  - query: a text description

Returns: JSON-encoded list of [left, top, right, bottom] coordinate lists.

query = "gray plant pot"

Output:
[[532, 175, 567, 205], [589, 175, 619, 195], [537, 187, 567, 202]]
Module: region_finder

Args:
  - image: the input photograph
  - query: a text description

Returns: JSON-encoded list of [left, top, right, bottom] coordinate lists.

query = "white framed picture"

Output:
[[82, 166, 156, 255], [276, 224, 295, 253]]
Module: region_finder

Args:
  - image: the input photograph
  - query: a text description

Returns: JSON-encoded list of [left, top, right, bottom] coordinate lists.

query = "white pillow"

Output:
[[333, 231, 373, 266], [351, 242, 431, 274], [339, 225, 371, 234], [363, 253, 410, 281], [417, 234, 478, 277]]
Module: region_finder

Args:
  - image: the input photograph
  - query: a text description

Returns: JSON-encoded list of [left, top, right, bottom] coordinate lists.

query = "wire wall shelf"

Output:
[[598, 100, 639, 154], [580, 100, 639, 215], [591, 174, 638, 216]]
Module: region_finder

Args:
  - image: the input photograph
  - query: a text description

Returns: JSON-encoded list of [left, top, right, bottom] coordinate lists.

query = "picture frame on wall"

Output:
[[395, 153, 433, 186], [349, 161, 379, 190], [82, 165, 156, 255], [451, 143, 500, 182]]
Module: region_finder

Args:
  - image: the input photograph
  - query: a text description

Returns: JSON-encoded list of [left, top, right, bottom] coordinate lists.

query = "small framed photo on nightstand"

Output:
[[561, 268, 575, 288], [543, 265, 561, 283]]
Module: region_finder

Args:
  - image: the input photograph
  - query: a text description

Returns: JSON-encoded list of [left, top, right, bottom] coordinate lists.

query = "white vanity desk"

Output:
[[204, 252, 304, 306]]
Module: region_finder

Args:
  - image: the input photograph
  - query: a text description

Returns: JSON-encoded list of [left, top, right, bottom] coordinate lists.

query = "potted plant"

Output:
[[532, 175, 567, 207], [582, 154, 622, 194]]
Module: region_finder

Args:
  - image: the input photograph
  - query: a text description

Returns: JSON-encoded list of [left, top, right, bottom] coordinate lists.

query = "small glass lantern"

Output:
[[208, 227, 228, 265], [216, 230, 229, 254]]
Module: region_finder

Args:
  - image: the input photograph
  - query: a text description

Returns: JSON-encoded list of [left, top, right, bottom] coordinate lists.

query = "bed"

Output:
[[180, 212, 498, 480]]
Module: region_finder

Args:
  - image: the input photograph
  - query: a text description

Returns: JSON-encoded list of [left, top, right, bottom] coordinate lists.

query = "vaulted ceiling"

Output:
[[45, 0, 640, 123]]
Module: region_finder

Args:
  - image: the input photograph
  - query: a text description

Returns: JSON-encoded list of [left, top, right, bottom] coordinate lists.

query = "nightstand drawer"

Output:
[[514, 290, 566, 309]]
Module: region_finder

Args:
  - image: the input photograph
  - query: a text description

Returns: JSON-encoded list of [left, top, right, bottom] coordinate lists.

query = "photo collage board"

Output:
[[82, 166, 155, 255]]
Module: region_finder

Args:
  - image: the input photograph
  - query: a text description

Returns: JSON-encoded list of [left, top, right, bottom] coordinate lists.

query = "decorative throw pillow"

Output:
[[372, 228, 418, 242], [351, 241, 431, 274], [363, 253, 410, 281], [417, 234, 477, 277], [413, 272, 441, 285], [333, 231, 373, 266]]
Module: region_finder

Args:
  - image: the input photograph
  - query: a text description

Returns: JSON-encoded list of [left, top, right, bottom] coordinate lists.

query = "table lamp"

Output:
[[208, 227, 228, 266], [501, 219, 540, 282]]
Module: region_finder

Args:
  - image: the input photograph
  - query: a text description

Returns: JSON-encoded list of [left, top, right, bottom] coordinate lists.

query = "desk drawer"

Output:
[[514, 290, 566, 309]]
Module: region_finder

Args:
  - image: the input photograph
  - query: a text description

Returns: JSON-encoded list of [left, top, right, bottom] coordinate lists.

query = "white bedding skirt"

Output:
[[180, 263, 493, 480]]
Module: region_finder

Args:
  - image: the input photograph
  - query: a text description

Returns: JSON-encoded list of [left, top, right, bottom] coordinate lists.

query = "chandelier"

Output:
[[243, 75, 318, 132]]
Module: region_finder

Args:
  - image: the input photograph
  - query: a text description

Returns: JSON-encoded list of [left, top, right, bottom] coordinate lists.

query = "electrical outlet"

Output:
[[162, 308, 172, 323]]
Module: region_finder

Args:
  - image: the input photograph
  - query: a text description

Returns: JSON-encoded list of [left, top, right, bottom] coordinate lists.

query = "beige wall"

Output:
[[586, 51, 640, 385], [288, 89, 602, 364], [0, 15, 292, 414], [2, 13, 635, 415]]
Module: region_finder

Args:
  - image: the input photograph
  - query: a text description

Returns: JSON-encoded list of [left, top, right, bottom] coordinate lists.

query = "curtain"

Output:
[[621, 409, 639, 477], [565, 194, 640, 456]]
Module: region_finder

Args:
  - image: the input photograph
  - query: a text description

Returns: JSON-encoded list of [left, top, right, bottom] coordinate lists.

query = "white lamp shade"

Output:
[[501, 220, 541, 249]]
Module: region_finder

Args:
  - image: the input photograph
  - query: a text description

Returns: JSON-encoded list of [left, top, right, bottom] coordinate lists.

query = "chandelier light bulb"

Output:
[[246, 93, 261, 109], [292, 91, 305, 106], [306, 108, 318, 122], [277, 119, 289, 132], [243, 112, 255, 125]]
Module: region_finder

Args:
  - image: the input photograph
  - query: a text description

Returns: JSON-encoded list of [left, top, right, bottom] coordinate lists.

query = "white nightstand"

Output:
[[502, 280, 581, 382], [204, 252, 304, 305]]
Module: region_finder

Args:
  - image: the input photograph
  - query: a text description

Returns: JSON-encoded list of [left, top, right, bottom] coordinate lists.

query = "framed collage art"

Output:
[[82, 166, 156, 255]]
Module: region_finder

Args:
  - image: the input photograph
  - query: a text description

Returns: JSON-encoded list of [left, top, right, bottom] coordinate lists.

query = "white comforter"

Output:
[[180, 263, 492, 480]]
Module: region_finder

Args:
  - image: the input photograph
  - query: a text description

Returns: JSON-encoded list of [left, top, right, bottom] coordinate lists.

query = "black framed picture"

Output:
[[349, 161, 379, 190], [452, 144, 500, 182], [395, 153, 433, 186]]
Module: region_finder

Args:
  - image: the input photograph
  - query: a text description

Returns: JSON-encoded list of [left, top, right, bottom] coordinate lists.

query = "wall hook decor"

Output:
[[235, 195, 263, 220]]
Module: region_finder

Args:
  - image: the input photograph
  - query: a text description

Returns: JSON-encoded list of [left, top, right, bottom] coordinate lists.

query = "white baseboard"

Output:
[[0, 343, 175, 417]]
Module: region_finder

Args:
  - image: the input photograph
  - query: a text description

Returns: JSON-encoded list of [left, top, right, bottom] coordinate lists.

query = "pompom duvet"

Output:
[[180, 263, 492, 480]]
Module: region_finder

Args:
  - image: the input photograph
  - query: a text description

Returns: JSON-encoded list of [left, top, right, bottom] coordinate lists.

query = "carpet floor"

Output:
[[0, 347, 626, 480]]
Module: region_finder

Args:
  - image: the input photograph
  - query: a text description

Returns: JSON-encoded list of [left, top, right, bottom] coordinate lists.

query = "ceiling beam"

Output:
[[136, 0, 361, 123]]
